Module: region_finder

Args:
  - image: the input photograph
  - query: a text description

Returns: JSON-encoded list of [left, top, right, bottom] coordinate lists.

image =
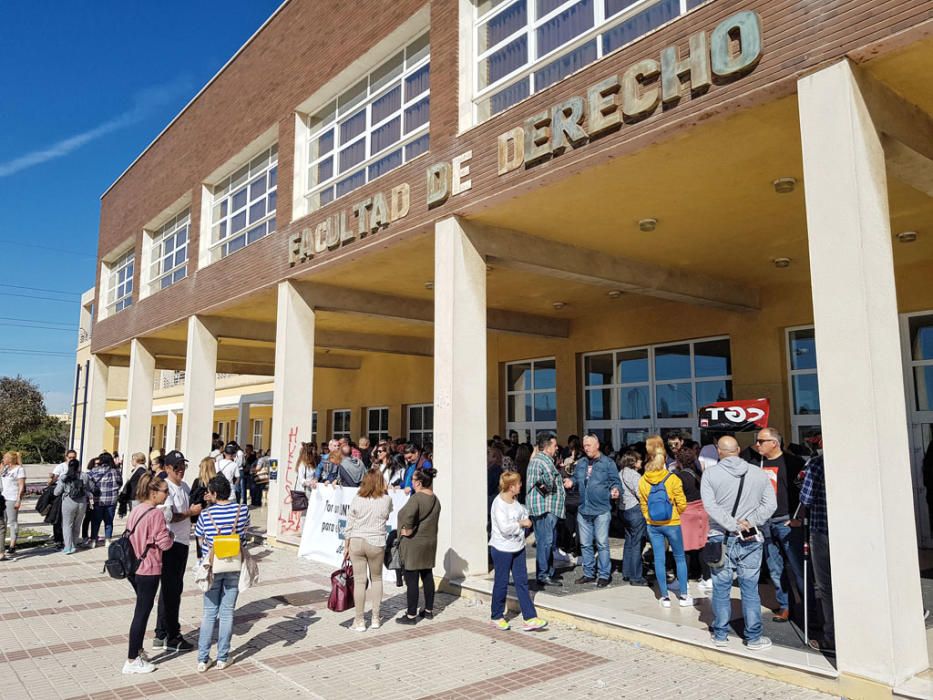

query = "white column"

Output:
[[165, 410, 178, 452], [83, 355, 110, 462], [798, 59, 928, 687], [433, 216, 488, 580], [237, 401, 251, 446], [268, 281, 316, 542], [180, 316, 217, 483], [121, 339, 156, 474]]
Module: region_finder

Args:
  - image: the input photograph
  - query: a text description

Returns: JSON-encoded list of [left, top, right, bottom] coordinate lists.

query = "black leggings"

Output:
[[403, 568, 434, 617], [686, 550, 710, 580], [128, 574, 160, 660]]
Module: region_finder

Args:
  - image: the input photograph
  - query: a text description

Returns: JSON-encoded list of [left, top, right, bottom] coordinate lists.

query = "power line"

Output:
[[0, 315, 74, 327], [0, 238, 96, 259], [0, 323, 76, 331], [0, 348, 73, 357], [0, 283, 82, 296], [0, 292, 78, 304]]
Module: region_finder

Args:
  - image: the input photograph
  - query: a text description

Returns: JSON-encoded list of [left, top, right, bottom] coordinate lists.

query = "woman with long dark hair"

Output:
[[53, 458, 89, 554]]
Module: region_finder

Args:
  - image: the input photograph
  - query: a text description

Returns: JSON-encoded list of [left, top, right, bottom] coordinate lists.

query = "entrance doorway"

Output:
[[901, 311, 933, 548]]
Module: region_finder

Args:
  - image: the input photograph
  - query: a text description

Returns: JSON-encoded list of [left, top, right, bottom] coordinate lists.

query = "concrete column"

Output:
[[82, 355, 110, 462], [433, 217, 488, 580], [798, 59, 928, 687], [165, 410, 178, 452], [237, 402, 251, 446], [180, 316, 217, 481], [268, 281, 316, 543], [121, 339, 156, 472]]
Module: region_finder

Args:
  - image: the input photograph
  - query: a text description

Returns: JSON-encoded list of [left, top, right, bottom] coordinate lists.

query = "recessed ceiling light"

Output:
[[424, 281, 434, 290], [607, 290, 623, 299], [552, 301, 566, 310], [638, 218, 658, 232], [486, 264, 494, 273], [772, 257, 791, 268], [897, 231, 918, 243], [773, 177, 796, 194]]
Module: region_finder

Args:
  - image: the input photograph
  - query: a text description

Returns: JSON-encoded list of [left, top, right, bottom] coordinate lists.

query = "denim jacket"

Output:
[[569, 454, 623, 517]]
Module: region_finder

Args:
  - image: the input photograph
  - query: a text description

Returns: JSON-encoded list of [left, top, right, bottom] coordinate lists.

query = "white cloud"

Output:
[[0, 76, 193, 178]]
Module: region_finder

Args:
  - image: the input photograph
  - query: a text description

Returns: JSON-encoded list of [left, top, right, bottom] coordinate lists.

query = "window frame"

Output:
[[504, 357, 557, 443], [785, 325, 822, 445], [105, 248, 135, 316], [332, 408, 352, 441], [311, 411, 319, 446], [147, 208, 190, 294], [406, 403, 434, 446], [366, 406, 390, 444], [252, 418, 264, 451]]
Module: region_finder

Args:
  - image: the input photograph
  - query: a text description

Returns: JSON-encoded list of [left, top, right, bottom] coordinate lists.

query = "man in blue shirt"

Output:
[[563, 433, 622, 586]]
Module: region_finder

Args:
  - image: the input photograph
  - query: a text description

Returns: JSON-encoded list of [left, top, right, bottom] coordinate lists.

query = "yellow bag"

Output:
[[213, 533, 241, 559], [206, 508, 243, 573]]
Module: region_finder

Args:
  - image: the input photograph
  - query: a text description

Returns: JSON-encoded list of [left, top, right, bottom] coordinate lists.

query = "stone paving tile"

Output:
[[0, 538, 836, 700]]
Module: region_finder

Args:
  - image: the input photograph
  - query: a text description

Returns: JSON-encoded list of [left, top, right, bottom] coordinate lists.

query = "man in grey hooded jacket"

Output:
[[701, 436, 776, 651]]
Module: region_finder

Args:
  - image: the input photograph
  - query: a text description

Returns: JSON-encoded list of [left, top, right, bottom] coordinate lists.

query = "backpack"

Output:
[[103, 506, 154, 581], [67, 477, 87, 502], [646, 474, 674, 522]]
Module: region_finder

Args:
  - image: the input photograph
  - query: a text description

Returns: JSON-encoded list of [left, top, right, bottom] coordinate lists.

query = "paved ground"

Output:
[[0, 532, 836, 700]]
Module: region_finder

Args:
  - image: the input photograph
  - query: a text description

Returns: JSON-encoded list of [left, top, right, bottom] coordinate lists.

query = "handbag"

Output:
[[327, 560, 354, 612], [702, 473, 746, 568], [254, 461, 270, 485], [290, 469, 309, 513], [385, 530, 403, 570], [207, 506, 244, 574]]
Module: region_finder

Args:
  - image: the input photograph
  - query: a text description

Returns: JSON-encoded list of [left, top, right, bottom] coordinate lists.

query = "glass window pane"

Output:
[[406, 32, 430, 65], [406, 134, 429, 160], [424, 406, 433, 429], [534, 39, 597, 92], [656, 382, 692, 418], [248, 199, 265, 224], [908, 315, 933, 361], [617, 349, 648, 383], [404, 96, 430, 133], [655, 344, 690, 381], [409, 408, 422, 431], [508, 363, 531, 391], [696, 380, 732, 408], [371, 116, 401, 153], [232, 187, 247, 212], [536, 0, 594, 58], [914, 366, 933, 411], [622, 428, 650, 446], [534, 392, 557, 421], [605, 0, 640, 18], [538, 0, 569, 14], [340, 110, 366, 143], [694, 339, 731, 377], [370, 52, 403, 94], [339, 140, 366, 173], [508, 393, 533, 422], [309, 101, 336, 130], [338, 79, 367, 113], [585, 388, 612, 420], [478, 0, 527, 53], [404, 64, 430, 101], [789, 328, 817, 371], [602, 0, 679, 54], [619, 385, 650, 420], [585, 354, 613, 386], [317, 157, 333, 183], [335, 170, 365, 198], [249, 176, 267, 201], [489, 79, 530, 115], [793, 374, 821, 415], [479, 35, 528, 89], [317, 130, 334, 157], [369, 410, 380, 431], [231, 210, 247, 234], [371, 86, 401, 124], [368, 149, 402, 181], [533, 359, 556, 390]]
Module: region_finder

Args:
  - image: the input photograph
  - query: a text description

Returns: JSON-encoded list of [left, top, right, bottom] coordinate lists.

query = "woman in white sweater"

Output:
[[488, 471, 547, 632], [343, 469, 393, 631]]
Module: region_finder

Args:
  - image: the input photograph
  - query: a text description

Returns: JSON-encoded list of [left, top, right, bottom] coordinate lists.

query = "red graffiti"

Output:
[[277, 425, 304, 534]]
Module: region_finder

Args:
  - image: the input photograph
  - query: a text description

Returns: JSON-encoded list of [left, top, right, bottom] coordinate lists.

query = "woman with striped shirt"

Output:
[[194, 476, 250, 672], [344, 469, 393, 631]]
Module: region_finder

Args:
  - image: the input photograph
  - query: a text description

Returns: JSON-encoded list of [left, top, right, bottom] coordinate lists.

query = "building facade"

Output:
[[76, 0, 933, 693]]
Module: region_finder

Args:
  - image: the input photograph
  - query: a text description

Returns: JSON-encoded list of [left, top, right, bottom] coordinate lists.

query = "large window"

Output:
[[407, 404, 433, 446], [305, 33, 430, 212], [583, 337, 731, 450], [473, 0, 697, 120], [311, 411, 319, 446], [367, 407, 390, 443], [786, 326, 821, 448], [252, 419, 264, 450], [209, 145, 278, 261], [105, 249, 134, 316], [505, 358, 557, 443], [148, 209, 189, 294], [332, 409, 352, 441]]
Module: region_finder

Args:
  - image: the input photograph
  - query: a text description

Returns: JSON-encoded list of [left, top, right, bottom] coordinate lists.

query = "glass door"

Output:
[[901, 312, 933, 548]]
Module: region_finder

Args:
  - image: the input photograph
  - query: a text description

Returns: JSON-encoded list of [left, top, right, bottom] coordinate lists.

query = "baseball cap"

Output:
[[164, 450, 188, 468], [223, 442, 238, 455]]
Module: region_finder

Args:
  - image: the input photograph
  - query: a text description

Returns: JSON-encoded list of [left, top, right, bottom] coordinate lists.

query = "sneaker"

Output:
[[679, 595, 694, 608], [659, 596, 672, 608], [122, 657, 155, 674], [418, 609, 434, 620], [574, 575, 596, 585], [628, 579, 649, 587], [596, 578, 610, 588], [197, 660, 212, 673], [522, 617, 548, 631], [63, 547, 75, 555], [395, 614, 418, 625], [491, 619, 510, 631], [105, 538, 112, 547], [772, 608, 790, 623], [371, 619, 381, 630], [216, 659, 229, 670], [166, 637, 194, 651], [698, 578, 713, 591], [349, 624, 367, 632], [710, 635, 729, 648], [152, 637, 166, 649], [746, 636, 773, 651], [91, 540, 98, 549]]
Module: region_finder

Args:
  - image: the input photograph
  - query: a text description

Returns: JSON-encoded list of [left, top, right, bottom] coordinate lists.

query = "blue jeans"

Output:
[[198, 572, 240, 663], [490, 547, 536, 621], [531, 512, 557, 582], [621, 506, 646, 582], [709, 534, 764, 643], [763, 519, 804, 611], [91, 503, 116, 540], [577, 511, 611, 580], [646, 524, 688, 598]]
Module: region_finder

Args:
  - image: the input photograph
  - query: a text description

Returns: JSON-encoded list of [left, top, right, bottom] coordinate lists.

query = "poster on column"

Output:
[[297, 485, 410, 581]]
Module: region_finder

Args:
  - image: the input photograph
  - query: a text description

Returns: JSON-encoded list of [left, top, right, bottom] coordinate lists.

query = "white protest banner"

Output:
[[297, 485, 409, 581]]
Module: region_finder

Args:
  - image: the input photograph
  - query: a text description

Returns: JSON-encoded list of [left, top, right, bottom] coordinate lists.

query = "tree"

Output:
[[0, 376, 46, 448], [10, 415, 69, 464]]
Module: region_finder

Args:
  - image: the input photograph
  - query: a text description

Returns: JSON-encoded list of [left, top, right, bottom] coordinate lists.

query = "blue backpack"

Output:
[[647, 474, 673, 522]]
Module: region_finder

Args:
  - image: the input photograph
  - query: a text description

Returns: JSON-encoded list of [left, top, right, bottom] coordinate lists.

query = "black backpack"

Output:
[[103, 507, 153, 581], [68, 477, 87, 502]]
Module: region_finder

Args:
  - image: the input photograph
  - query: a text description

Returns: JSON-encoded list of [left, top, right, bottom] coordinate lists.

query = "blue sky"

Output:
[[0, 0, 281, 415]]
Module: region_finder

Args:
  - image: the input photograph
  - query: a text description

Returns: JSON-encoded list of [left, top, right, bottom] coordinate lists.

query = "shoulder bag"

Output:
[[701, 473, 746, 568], [209, 505, 245, 574], [290, 468, 309, 512]]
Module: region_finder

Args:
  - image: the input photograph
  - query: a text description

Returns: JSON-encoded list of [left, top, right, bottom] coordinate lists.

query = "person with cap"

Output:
[[153, 450, 201, 652], [217, 443, 239, 487], [87, 452, 123, 547]]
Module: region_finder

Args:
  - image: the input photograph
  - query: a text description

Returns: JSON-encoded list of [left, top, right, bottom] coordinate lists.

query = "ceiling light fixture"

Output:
[[638, 218, 658, 232], [896, 231, 918, 243], [552, 301, 566, 310], [772, 257, 791, 268], [607, 290, 623, 299], [773, 177, 797, 194], [424, 281, 434, 290]]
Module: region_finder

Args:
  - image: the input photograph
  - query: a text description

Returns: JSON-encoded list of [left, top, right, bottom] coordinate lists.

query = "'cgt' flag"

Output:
[[698, 399, 770, 432]]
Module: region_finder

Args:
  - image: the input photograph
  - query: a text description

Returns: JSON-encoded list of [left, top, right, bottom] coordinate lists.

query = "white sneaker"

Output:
[[746, 636, 773, 652], [216, 660, 229, 670], [350, 624, 367, 632], [122, 657, 155, 674], [371, 618, 381, 629], [105, 538, 112, 547], [710, 634, 729, 648], [659, 596, 672, 608], [197, 659, 213, 673], [679, 595, 694, 607], [698, 578, 713, 591]]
